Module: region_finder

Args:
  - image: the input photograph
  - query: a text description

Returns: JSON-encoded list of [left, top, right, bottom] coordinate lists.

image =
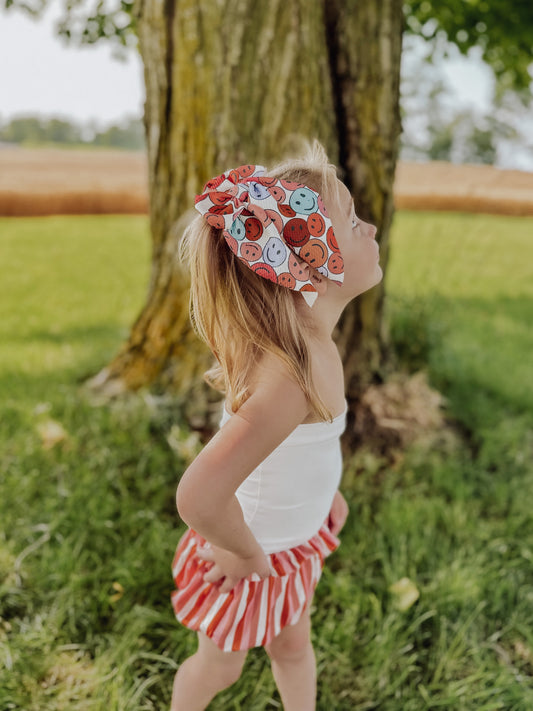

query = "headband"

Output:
[[193, 164, 344, 307]]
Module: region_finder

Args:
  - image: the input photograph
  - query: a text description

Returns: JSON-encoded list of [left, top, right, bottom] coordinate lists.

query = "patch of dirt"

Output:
[[350, 370, 465, 463]]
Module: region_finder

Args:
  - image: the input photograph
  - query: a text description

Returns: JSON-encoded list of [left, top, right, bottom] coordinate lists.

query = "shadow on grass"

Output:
[[5, 322, 128, 345]]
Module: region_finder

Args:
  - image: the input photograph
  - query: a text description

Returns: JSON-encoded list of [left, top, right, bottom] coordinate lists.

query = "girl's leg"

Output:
[[170, 631, 247, 711], [264, 603, 317, 711]]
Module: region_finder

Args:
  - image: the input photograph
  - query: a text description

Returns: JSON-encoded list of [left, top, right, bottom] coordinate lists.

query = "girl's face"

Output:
[[323, 179, 383, 301]]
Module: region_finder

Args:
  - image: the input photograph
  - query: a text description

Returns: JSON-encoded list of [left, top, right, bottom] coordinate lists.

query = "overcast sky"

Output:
[[0, 2, 145, 129], [1, 2, 530, 169]]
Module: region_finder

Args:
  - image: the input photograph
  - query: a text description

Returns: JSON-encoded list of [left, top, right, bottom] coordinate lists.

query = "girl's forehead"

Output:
[[336, 181, 353, 213]]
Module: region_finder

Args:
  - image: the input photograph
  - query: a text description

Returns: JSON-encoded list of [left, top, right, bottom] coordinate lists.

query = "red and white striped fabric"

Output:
[[171, 517, 340, 652]]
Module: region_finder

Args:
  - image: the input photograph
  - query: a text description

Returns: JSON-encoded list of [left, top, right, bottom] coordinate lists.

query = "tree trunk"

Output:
[[85, 0, 404, 446], [324, 0, 404, 446]]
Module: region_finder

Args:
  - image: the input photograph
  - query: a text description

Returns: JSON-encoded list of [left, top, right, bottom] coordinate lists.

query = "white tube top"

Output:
[[219, 400, 347, 554]]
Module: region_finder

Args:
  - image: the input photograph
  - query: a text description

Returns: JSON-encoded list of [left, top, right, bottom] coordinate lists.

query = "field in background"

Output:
[[0, 147, 148, 216], [394, 161, 533, 216], [1, 146, 533, 217]]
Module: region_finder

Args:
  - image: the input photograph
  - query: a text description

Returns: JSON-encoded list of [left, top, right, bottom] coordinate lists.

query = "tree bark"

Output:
[[85, 0, 404, 446], [324, 0, 404, 444]]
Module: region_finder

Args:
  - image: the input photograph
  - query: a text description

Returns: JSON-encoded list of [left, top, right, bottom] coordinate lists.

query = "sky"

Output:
[[0, 2, 145, 130], [0, 2, 531, 169]]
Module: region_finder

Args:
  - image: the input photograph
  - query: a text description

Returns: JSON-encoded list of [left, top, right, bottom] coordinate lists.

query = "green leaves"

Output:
[[404, 0, 533, 96]]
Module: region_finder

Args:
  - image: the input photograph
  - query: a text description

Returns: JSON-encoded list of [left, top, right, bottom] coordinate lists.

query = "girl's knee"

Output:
[[266, 635, 312, 664], [196, 634, 247, 688], [265, 617, 313, 663], [171, 649, 245, 710]]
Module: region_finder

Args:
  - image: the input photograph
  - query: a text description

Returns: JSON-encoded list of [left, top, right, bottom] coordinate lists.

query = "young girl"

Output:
[[170, 138, 382, 710]]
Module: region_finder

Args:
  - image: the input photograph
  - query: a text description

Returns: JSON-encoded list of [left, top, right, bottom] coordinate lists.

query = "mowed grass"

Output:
[[1, 211, 532, 710]]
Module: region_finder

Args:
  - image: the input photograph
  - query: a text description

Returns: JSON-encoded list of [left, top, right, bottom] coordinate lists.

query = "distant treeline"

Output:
[[1, 109, 530, 168], [0, 115, 145, 150]]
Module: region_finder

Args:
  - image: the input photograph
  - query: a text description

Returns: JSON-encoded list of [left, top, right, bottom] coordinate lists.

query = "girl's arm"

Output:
[[176, 354, 311, 570]]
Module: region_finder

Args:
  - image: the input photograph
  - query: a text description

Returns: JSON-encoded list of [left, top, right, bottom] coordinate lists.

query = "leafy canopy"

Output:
[[403, 0, 533, 96], [4, 0, 533, 95]]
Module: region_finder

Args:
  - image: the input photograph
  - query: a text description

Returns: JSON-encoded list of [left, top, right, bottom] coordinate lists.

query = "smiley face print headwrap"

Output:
[[193, 164, 344, 307]]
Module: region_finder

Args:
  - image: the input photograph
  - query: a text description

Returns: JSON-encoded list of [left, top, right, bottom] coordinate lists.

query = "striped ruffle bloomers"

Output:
[[171, 516, 340, 652]]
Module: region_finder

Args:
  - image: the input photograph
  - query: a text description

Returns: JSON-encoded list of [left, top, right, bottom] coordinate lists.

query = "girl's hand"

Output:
[[328, 489, 349, 536], [196, 543, 271, 593]]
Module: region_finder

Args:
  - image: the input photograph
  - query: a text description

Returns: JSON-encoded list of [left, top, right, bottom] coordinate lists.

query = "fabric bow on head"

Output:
[[194, 164, 344, 307]]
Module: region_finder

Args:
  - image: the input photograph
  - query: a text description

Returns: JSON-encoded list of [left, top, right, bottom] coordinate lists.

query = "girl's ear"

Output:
[[309, 267, 327, 296]]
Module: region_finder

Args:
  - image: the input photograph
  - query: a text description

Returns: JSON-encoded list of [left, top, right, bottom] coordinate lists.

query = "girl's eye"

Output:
[[352, 216, 359, 229]]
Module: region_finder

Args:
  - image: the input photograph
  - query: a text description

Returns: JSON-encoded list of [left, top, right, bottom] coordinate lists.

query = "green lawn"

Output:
[[0, 212, 532, 710]]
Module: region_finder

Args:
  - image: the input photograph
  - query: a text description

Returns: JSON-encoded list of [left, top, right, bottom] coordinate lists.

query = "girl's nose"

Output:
[[368, 224, 377, 240]]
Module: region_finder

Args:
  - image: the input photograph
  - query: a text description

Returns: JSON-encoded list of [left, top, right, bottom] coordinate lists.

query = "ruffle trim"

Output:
[[171, 519, 340, 652]]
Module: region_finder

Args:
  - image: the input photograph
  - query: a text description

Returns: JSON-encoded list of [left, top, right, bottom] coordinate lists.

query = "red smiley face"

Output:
[[208, 191, 234, 206], [204, 213, 224, 229], [251, 262, 278, 283], [203, 174, 225, 191], [208, 203, 234, 216], [308, 212, 326, 237], [236, 165, 256, 179], [269, 186, 287, 203], [326, 226, 340, 253], [257, 177, 277, 187], [288, 253, 309, 282], [317, 194, 329, 216], [244, 217, 263, 241], [265, 209, 283, 233], [278, 272, 296, 289], [240, 242, 262, 261], [280, 179, 304, 190], [299, 240, 328, 268], [279, 204, 296, 218], [283, 218, 310, 248], [328, 253, 344, 274]]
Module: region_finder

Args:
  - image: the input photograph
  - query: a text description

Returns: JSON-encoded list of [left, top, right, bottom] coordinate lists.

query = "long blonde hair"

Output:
[[178, 137, 341, 422]]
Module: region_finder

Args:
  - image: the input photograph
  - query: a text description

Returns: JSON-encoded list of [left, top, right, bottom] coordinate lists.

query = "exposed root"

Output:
[[80, 367, 129, 405], [350, 369, 464, 461]]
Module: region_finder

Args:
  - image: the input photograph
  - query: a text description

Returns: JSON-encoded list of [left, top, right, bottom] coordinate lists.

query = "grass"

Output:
[[1, 211, 532, 709]]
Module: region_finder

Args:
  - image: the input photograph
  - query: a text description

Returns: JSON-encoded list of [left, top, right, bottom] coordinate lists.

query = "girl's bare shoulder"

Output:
[[225, 345, 345, 424], [225, 350, 308, 417]]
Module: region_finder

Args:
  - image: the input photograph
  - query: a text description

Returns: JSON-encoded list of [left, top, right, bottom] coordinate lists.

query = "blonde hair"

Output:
[[178, 137, 341, 422]]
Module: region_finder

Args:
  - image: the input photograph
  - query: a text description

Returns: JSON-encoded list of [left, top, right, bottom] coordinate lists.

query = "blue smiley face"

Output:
[[263, 237, 287, 267], [229, 217, 246, 241], [247, 181, 270, 200], [289, 187, 317, 215]]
